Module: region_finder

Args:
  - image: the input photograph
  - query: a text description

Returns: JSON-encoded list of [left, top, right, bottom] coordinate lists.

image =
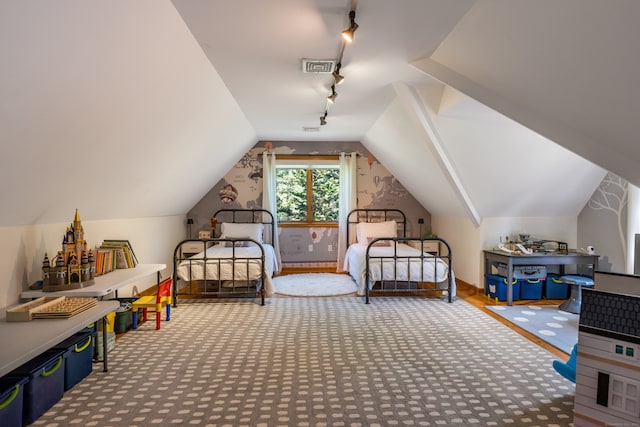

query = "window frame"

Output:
[[275, 155, 340, 227]]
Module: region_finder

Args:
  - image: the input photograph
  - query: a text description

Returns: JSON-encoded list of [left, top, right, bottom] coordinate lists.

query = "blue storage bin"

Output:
[[485, 274, 520, 302], [10, 349, 65, 425], [520, 278, 543, 299], [0, 376, 28, 427], [53, 331, 95, 390], [545, 273, 569, 299]]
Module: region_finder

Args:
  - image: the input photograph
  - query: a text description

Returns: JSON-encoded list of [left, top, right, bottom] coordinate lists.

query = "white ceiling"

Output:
[[3, 0, 637, 227]]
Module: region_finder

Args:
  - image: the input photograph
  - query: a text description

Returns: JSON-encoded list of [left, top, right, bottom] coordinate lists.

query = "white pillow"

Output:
[[356, 220, 397, 244], [220, 223, 264, 243]]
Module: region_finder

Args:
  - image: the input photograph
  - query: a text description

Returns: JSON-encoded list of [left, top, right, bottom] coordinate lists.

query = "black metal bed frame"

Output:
[[346, 208, 453, 304], [172, 209, 274, 306]]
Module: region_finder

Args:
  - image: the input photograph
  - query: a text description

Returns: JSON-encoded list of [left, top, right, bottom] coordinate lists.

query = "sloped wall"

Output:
[[187, 141, 432, 266]]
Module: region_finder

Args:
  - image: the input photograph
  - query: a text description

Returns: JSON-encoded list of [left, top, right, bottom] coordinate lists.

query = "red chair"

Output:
[[131, 277, 172, 330]]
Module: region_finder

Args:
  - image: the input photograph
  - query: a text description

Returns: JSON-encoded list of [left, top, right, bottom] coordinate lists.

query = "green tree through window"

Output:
[[276, 167, 339, 223]]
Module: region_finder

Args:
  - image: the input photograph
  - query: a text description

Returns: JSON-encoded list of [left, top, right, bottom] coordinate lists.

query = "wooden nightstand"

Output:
[[181, 241, 209, 257], [408, 240, 440, 254]]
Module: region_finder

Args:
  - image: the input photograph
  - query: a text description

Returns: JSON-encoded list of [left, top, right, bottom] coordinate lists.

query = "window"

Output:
[[276, 157, 339, 225]]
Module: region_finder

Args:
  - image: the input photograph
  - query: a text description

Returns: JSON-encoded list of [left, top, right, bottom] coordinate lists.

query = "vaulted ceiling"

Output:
[[2, 0, 637, 227]]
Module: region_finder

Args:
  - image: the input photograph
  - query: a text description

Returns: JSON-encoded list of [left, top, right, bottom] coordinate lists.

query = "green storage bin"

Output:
[[112, 298, 137, 333]]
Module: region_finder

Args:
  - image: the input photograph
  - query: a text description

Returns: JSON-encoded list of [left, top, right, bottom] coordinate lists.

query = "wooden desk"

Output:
[[0, 300, 119, 377], [483, 250, 598, 306], [21, 263, 167, 299]]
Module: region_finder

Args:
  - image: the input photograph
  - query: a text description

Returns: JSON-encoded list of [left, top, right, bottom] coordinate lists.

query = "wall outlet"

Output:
[[308, 244, 313, 252], [328, 244, 332, 252]]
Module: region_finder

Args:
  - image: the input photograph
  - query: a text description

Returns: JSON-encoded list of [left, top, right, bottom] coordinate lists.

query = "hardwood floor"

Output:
[[456, 280, 570, 359]]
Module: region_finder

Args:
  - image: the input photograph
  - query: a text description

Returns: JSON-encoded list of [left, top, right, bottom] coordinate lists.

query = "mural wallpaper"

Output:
[[578, 172, 629, 273], [187, 141, 432, 266]]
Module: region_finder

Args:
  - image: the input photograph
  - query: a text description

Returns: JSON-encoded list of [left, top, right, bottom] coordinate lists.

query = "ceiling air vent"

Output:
[[301, 59, 336, 74], [303, 126, 320, 132]]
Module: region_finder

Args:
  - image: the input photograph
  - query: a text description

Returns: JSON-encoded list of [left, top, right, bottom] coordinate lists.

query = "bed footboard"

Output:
[[172, 238, 267, 306], [364, 237, 453, 304]]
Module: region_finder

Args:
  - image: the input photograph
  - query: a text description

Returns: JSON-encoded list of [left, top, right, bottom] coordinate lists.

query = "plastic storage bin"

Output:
[[113, 298, 137, 333], [96, 331, 116, 360], [485, 274, 520, 302], [98, 311, 116, 333], [0, 376, 28, 427], [53, 331, 94, 390], [496, 263, 547, 280], [520, 278, 543, 299], [11, 349, 65, 425], [545, 273, 569, 299]]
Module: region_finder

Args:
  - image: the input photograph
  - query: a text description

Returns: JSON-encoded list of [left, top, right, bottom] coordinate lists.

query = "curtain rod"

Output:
[[272, 153, 359, 159]]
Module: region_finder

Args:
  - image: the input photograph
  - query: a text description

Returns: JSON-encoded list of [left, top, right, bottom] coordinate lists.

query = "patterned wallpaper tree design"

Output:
[[587, 172, 628, 261]]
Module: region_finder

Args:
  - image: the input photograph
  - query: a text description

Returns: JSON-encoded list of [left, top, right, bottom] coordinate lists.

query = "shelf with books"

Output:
[[95, 240, 139, 275]]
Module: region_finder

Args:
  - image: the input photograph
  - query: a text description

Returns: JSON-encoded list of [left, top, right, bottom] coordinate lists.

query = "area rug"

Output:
[[487, 304, 578, 354], [36, 298, 575, 426], [273, 273, 357, 296]]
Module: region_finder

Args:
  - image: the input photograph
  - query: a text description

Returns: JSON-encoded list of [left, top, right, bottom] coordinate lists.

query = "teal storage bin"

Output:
[[485, 274, 520, 302], [11, 349, 65, 425], [545, 273, 569, 299], [53, 331, 95, 390], [520, 278, 543, 299], [0, 376, 28, 427]]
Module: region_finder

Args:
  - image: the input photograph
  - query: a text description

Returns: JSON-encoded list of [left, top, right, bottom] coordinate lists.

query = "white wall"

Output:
[[0, 215, 184, 318], [434, 215, 577, 289], [432, 216, 480, 286]]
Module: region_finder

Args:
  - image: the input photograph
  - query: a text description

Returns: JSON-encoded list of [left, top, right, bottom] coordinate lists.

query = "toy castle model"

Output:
[[42, 209, 96, 291]]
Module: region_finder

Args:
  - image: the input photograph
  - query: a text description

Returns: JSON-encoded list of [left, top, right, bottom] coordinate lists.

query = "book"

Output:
[[102, 240, 138, 266]]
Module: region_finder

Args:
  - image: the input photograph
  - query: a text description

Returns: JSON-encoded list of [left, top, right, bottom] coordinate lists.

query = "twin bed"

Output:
[[173, 209, 278, 306], [173, 208, 454, 305], [344, 209, 454, 303]]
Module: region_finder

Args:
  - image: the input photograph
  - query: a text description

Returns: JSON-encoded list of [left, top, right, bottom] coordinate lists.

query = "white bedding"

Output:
[[175, 244, 277, 297], [343, 242, 455, 297]]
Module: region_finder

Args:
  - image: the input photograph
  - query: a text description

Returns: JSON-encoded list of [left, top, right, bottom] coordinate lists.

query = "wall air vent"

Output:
[[302, 59, 336, 74]]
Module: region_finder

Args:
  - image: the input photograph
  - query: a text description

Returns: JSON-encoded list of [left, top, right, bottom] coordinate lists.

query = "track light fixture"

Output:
[[342, 10, 358, 43], [327, 85, 337, 103], [332, 63, 344, 85], [313, 6, 359, 128]]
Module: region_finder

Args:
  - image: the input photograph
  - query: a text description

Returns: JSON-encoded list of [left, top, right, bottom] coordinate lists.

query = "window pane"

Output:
[[312, 168, 339, 222], [276, 168, 307, 222]]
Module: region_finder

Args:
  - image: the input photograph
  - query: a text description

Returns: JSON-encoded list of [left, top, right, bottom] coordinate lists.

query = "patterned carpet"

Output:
[[33, 297, 575, 426]]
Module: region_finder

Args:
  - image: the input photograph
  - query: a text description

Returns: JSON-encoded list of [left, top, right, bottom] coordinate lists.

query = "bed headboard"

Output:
[[346, 209, 407, 246], [213, 209, 275, 245]]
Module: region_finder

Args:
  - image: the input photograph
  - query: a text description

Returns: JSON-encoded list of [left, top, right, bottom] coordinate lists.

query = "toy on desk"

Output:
[[41, 209, 96, 292], [498, 243, 533, 255]]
